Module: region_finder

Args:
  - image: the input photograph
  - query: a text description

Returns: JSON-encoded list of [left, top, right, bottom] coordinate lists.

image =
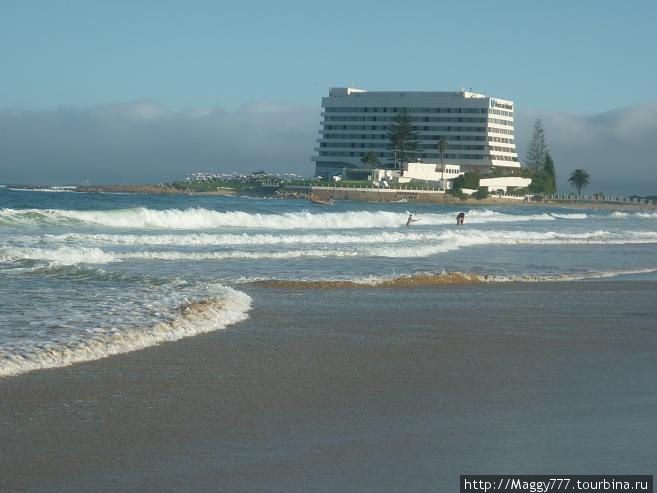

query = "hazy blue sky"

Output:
[[2, 0, 656, 113], [1, 0, 656, 192]]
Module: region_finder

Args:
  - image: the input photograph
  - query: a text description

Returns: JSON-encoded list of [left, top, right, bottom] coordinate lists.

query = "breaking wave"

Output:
[[29, 228, 655, 248], [3, 230, 657, 265], [38, 231, 462, 246], [612, 211, 657, 219], [0, 245, 117, 265], [0, 283, 252, 378], [250, 268, 657, 289], [0, 207, 590, 229]]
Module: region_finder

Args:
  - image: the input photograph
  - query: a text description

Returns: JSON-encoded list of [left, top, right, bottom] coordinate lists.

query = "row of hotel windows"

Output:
[[320, 142, 488, 151], [324, 124, 488, 132], [322, 134, 486, 142], [488, 109, 514, 117], [322, 133, 509, 143], [488, 136, 515, 144], [323, 125, 516, 136], [491, 155, 519, 162], [488, 118, 514, 126], [325, 107, 487, 114], [487, 145, 518, 153], [491, 128, 514, 135], [324, 107, 514, 118], [325, 115, 488, 123], [319, 151, 490, 160]]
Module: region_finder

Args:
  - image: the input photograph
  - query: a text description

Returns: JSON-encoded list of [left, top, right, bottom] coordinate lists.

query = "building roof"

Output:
[[328, 87, 488, 99]]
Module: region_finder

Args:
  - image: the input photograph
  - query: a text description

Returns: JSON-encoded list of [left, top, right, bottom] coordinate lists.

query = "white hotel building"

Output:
[[312, 87, 520, 177]]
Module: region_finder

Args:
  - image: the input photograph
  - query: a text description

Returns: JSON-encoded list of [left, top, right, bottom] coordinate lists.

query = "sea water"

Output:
[[1, 187, 657, 377]]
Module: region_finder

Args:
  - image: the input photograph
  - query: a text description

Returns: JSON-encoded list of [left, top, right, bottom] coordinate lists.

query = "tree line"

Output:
[[525, 118, 591, 196]]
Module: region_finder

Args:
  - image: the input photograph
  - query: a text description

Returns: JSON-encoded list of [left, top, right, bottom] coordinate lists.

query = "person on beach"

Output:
[[406, 214, 420, 227], [456, 212, 465, 226]]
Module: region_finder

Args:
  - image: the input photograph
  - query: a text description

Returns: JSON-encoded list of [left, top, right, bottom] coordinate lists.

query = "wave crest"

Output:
[[1, 207, 590, 230], [249, 268, 657, 289], [0, 284, 252, 378], [3, 229, 657, 266]]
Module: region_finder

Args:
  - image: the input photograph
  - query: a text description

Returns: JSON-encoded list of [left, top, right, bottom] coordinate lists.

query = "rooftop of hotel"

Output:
[[328, 87, 489, 99]]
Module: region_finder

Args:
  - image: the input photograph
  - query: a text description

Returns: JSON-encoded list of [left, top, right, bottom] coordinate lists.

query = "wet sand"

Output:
[[1, 282, 656, 492]]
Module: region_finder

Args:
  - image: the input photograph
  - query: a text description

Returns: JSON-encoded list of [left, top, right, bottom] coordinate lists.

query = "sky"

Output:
[[1, 0, 656, 193]]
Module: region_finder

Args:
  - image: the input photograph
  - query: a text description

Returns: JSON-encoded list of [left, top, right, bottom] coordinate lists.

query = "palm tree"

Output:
[[437, 137, 448, 190], [568, 169, 591, 196]]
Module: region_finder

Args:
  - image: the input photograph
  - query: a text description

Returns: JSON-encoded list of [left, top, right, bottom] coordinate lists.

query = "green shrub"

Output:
[[451, 171, 480, 192], [449, 188, 466, 200], [472, 187, 489, 200]]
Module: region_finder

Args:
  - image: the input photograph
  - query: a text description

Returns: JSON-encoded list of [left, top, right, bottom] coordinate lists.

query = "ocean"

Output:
[[1, 187, 656, 491]]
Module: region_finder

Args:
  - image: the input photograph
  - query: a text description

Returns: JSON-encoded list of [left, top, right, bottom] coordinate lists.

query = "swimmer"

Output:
[[406, 214, 420, 227]]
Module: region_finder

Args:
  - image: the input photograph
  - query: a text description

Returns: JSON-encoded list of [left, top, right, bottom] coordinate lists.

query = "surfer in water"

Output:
[[406, 214, 420, 227], [456, 212, 465, 226]]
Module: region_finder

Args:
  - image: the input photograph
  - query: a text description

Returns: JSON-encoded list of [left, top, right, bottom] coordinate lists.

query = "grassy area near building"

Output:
[[171, 180, 276, 193], [174, 176, 447, 193]]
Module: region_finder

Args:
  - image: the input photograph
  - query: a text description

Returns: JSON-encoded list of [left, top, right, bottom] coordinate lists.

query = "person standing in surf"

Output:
[[406, 214, 420, 227], [456, 212, 465, 226]]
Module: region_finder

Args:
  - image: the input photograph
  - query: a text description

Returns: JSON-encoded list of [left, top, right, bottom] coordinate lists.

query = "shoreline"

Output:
[[5, 183, 656, 210]]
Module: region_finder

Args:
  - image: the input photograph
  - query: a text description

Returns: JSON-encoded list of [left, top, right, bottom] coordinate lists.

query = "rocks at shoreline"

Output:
[[74, 184, 181, 194], [274, 190, 308, 199]]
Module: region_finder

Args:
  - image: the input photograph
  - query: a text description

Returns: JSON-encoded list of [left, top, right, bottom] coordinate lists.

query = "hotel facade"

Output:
[[312, 87, 520, 177]]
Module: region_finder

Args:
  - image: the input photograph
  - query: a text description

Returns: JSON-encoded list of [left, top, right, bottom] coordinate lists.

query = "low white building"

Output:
[[397, 162, 462, 185], [352, 163, 532, 194], [368, 162, 463, 188], [479, 176, 531, 193]]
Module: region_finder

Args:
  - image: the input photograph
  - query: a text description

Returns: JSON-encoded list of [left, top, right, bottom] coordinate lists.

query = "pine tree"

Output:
[[525, 119, 547, 171], [543, 151, 557, 194], [387, 109, 418, 171]]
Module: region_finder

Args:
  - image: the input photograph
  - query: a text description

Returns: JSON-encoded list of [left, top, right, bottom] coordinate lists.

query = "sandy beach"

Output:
[[2, 281, 655, 492]]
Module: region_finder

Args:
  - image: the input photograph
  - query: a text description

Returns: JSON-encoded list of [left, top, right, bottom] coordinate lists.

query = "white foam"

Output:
[[7, 187, 78, 193], [4, 230, 657, 265], [612, 211, 657, 219], [549, 213, 588, 219], [20, 227, 657, 250], [39, 231, 442, 246], [484, 267, 657, 282], [0, 207, 592, 230], [0, 284, 252, 378], [30, 229, 563, 247], [0, 245, 117, 265], [243, 267, 657, 286], [122, 249, 361, 261]]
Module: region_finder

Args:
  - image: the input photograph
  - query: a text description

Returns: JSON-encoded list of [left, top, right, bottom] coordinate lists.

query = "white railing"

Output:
[[284, 185, 655, 204], [536, 194, 655, 205], [287, 185, 445, 194]]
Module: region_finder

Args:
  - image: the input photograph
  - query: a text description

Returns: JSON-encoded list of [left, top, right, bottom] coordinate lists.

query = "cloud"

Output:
[[515, 102, 657, 195], [1, 99, 655, 194], [0, 101, 320, 184]]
